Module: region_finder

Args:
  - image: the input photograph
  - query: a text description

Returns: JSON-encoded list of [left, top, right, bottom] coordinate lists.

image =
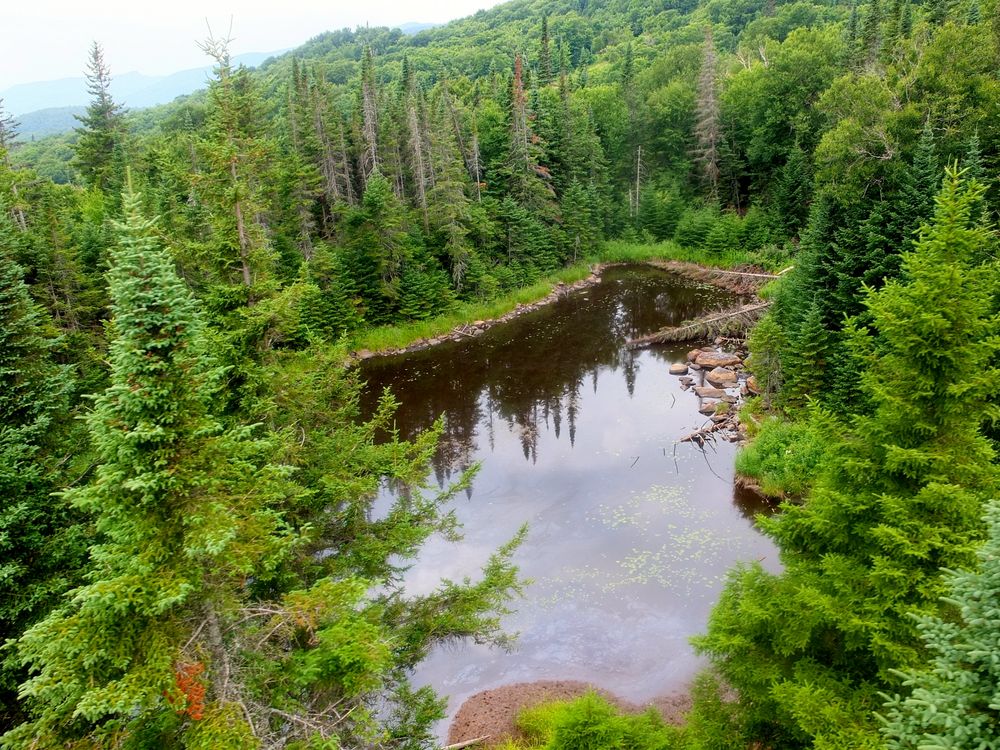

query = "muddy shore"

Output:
[[447, 680, 693, 748]]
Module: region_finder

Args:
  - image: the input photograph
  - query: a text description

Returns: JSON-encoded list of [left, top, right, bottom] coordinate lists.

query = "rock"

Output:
[[687, 349, 701, 362], [694, 351, 742, 368], [714, 336, 725, 345], [721, 394, 738, 404], [746, 375, 761, 395], [706, 366, 738, 387], [711, 413, 730, 423], [698, 400, 720, 415], [474, 320, 486, 327], [680, 383, 690, 391], [694, 386, 727, 399], [689, 363, 702, 371], [669, 363, 689, 375], [355, 349, 374, 360], [678, 376, 695, 385]]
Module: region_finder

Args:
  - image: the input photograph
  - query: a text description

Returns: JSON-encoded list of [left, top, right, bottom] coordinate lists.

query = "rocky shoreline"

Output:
[[671, 342, 760, 447]]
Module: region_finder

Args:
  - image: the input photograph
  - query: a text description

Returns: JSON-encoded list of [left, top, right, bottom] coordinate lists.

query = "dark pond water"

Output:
[[358, 265, 780, 720]]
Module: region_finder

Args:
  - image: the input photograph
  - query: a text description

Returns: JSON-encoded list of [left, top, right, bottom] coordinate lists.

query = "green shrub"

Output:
[[673, 207, 718, 249], [734, 416, 828, 497], [514, 693, 679, 750]]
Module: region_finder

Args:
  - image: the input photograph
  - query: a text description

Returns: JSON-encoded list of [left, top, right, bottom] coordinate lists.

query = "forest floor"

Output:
[[446, 680, 693, 748]]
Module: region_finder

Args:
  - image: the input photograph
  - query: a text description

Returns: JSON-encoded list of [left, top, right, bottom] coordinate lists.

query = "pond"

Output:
[[358, 265, 780, 721]]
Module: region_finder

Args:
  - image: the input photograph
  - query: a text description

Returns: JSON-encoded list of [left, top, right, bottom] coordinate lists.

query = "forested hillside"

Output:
[[1, 0, 998, 745]]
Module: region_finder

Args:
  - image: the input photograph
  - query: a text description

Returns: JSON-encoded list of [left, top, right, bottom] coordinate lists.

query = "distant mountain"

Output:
[[2, 51, 281, 119], [16, 106, 85, 141]]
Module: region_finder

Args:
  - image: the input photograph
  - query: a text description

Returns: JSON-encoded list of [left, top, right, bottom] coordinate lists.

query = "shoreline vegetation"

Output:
[[347, 241, 776, 360]]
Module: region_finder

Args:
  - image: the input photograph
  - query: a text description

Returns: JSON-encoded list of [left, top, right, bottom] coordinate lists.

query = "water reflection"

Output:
[[357, 266, 780, 723], [359, 267, 738, 485]]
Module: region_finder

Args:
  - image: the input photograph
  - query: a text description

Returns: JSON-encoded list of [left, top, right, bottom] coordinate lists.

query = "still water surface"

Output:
[[358, 265, 780, 717]]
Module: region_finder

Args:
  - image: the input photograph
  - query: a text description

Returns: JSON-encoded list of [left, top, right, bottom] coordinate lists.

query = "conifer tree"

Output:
[[359, 46, 380, 188], [774, 143, 813, 235], [862, 0, 883, 66], [900, 2, 914, 35], [912, 118, 940, 216], [847, 3, 861, 48], [2, 186, 291, 747], [881, 500, 1000, 749], [505, 54, 556, 218], [73, 42, 126, 192], [197, 33, 279, 299], [0, 234, 80, 730], [698, 169, 1000, 747], [538, 16, 554, 86], [929, 0, 948, 24]]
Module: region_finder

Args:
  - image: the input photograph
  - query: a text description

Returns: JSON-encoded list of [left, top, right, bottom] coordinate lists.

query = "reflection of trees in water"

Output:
[[359, 269, 737, 487]]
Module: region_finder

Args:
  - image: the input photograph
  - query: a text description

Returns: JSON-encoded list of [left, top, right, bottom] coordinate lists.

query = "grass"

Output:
[[348, 241, 777, 355], [734, 414, 829, 498], [595, 239, 760, 268], [345, 264, 592, 353]]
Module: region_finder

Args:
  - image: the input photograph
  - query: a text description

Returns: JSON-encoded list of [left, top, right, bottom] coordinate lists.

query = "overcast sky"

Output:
[[2, 0, 505, 90]]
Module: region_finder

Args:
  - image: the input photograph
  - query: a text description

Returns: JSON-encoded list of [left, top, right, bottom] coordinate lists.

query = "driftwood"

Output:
[[679, 410, 742, 446], [627, 300, 772, 347], [442, 736, 491, 750], [646, 261, 787, 296]]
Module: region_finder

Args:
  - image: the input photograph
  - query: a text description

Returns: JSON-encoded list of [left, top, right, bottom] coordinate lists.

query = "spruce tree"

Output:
[[694, 27, 722, 204], [2, 187, 291, 747], [538, 16, 554, 86], [900, 2, 914, 35], [698, 169, 1000, 747], [862, 0, 883, 66], [0, 234, 81, 730], [881, 500, 1000, 750], [73, 42, 126, 192]]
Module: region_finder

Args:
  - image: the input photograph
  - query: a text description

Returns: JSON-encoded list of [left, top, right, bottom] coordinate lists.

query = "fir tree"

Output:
[[197, 33, 279, 300], [900, 2, 914, 35], [847, 3, 861, 48], [929, 0, 948, 24], [774, 143, 813, 236], [0, 235, 81, 730], [862, 0, 883, 66], [73, 42, 126, 192]]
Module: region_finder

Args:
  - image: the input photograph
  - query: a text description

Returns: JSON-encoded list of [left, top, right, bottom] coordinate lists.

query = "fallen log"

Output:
[[627, 301, 772, 347], [442, 736, 491, 750]]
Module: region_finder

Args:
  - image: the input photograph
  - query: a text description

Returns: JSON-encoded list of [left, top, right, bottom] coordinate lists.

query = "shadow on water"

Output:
[[357, 265, 781, 724]]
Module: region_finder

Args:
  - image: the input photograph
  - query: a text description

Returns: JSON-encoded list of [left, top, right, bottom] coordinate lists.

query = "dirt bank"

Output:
[[447, 680, 692, 748]]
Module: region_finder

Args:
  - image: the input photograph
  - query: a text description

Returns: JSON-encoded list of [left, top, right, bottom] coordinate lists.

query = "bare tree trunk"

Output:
[[408, 103, 430, 231]]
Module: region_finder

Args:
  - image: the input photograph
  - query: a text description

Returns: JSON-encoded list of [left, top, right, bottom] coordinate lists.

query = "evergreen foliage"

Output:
[[880, 501, 1000, 750], [73, 43, 126, 192], [698, 169, 1000, 748], [2, 0, 1000, 745]]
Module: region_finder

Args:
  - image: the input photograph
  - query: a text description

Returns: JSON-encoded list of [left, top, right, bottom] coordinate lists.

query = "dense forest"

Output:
[[1, 0, 998, 746]]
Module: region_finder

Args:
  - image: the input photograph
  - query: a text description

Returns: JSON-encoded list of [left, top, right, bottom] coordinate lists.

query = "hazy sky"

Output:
[[2, 0, 505, 90]]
